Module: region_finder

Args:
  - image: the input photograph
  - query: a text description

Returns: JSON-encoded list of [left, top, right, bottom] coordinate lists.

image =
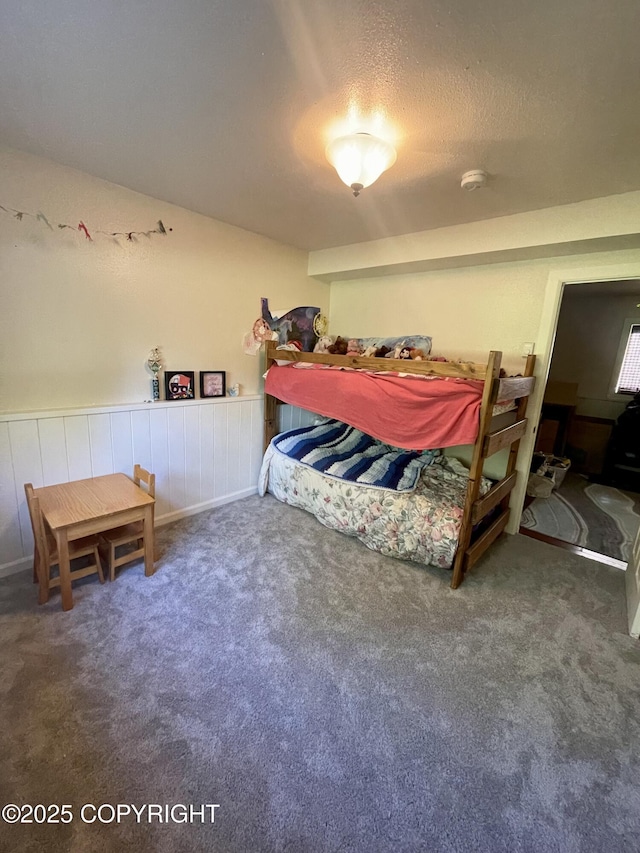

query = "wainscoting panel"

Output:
[[111, 411, 135, 478], [67, 415, 94, 482], [39, 418, 69, 486], [199, 403, 215, 507], [213, 403, 230, 501], [7, 419, 43, 564], [167, 405, 188, 512], [278, 404, 318, 433], [89, 413, 114, 478], [0, 396, 263, 577], [149, 406, 170, 517], [131, 410, 153, 476], [0, 422, 23, 565]]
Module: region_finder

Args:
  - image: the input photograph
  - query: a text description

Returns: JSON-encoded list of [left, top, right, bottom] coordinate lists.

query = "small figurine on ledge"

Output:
[[147, 346, 163, 401]]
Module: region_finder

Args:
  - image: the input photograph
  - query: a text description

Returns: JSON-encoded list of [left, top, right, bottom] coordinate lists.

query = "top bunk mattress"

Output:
[[265, 364, 534, 450]]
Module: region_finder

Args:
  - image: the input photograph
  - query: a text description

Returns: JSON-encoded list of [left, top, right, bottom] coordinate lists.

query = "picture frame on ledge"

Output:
[[164, 371, 195, 400], [200, 371, 226, 398]]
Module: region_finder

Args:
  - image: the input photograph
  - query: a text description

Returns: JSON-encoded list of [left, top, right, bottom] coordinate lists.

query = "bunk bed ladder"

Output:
[[500, 354, 536, 509], [450, 351, 502, 589], [450, 352, 536, 589]]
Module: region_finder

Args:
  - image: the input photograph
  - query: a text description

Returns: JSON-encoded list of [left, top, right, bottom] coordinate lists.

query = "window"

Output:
[[614, 321, 640, 395]]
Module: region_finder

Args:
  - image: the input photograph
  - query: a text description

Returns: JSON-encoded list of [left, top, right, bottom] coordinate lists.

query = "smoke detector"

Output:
[[460, 169, 488, 191]]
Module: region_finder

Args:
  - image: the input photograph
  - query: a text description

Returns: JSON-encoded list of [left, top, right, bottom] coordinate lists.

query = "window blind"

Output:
[[616, 323, 640, 394]]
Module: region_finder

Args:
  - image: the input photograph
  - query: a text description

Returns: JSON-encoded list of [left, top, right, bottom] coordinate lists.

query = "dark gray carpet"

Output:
[[1, 495, 639, 853]]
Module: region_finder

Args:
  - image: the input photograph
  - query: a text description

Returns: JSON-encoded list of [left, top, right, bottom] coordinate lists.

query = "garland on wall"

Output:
[[0, 202, 172, 242]]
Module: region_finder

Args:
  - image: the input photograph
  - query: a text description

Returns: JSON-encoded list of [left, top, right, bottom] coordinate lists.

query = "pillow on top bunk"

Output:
[[357, 335, 432, 355]]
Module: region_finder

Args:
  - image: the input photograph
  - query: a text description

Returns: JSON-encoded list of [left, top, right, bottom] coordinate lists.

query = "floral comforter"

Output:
[[259, 445, 491, 570]]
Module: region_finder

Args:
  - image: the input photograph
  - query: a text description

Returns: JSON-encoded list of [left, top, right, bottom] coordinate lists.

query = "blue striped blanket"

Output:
[[272, 419, 439, 492]]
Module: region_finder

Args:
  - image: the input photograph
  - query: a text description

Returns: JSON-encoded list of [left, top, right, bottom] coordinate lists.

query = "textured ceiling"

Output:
[[1, 0, 640, 251]]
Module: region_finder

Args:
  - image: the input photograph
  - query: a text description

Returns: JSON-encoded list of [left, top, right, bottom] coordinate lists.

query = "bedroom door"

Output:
[[626, 522, 640, 639]]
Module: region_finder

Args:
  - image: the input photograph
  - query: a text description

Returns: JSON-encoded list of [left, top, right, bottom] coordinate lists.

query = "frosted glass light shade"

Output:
[[326, 132, 397, 196]]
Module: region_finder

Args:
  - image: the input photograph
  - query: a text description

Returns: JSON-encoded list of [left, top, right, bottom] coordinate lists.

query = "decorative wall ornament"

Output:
[[313, 313, 328, 337], [0, 202, 172, 242], [147, 347, 163, 401], [200, 372, 227, 398], [242, 317, 278, 355], [261, 298, 320, 351], [243, 301, 324, 355], [164, 371, 195, 400]]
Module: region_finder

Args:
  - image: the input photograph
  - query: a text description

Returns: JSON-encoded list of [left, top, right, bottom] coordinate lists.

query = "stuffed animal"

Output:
[[346, 339, 363, 356], [362, 345, 378, 358], [313, 335, 333, 354], [375, 345, 391, 358], [386, 342, 409, 358], [328, 336, 348, 355]]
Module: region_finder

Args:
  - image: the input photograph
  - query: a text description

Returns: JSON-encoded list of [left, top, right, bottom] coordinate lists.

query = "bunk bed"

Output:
[[260, 340, 536, 588]]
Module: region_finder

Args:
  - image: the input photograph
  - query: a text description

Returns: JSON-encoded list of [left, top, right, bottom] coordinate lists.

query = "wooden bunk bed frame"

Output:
[[263, 340, 536, 589]]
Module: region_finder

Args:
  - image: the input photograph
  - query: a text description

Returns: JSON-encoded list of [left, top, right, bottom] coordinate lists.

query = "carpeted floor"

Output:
[[520, 473, 640, 562], [1, 494, 639, 853]]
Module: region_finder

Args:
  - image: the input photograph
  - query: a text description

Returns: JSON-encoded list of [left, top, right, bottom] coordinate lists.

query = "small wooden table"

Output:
[[34, 473, 156, 611]]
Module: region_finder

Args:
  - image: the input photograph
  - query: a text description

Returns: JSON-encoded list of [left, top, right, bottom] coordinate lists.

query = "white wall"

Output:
[[309, 191, 640, 281], [0, 146, 329, 413], [549, 291, 640, 419], [328, 258, 547, 375]]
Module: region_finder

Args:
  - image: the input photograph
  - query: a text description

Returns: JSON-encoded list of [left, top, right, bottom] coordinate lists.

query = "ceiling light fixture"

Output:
[[326, 132, 397, 196]]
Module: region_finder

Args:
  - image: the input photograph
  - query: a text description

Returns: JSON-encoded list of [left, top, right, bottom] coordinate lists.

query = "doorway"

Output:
[[519, 279, 640, 568]]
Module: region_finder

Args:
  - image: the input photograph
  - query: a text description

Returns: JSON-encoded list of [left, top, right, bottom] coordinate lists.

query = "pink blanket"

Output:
[[265, 365, 485, 450]]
